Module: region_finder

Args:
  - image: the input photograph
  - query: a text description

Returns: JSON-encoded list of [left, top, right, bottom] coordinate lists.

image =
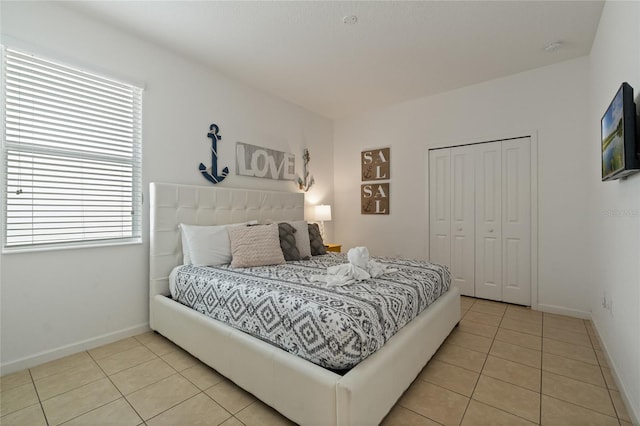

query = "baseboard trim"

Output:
[[536, 303, 591, 319], [591, 320, 640, 425], [0, 322, 150, 376]]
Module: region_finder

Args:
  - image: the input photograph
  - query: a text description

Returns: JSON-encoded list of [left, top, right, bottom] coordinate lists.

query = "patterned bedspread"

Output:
[[170, 253, 450, 370]]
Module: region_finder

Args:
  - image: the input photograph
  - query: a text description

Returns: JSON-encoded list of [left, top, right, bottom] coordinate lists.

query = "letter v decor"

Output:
[[199, 123, 229, 184]]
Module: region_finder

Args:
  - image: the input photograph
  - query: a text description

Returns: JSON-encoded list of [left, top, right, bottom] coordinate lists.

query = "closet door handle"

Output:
[[489, 228, 494, 233], [457, 227, 463, 231]]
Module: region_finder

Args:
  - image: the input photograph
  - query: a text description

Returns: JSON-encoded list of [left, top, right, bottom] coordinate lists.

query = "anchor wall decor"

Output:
[[199, 123, 229, 184]]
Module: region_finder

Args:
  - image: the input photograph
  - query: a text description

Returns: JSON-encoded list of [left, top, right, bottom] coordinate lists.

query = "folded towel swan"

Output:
[[311, 246, 397, 286]]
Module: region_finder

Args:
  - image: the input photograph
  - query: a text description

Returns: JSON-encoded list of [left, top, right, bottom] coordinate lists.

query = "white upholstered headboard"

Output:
[[149, 182, 304, 297]]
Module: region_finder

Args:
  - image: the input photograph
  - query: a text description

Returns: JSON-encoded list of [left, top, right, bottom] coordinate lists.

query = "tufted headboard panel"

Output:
[[149, 182, 304, 297]]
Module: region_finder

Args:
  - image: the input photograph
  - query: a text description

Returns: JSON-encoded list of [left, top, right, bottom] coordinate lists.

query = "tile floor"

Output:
[[0, 296, 634, 425]]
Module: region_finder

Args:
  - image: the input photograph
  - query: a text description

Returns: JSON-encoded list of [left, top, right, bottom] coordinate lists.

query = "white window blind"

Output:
[[2, 47, 142, 250]]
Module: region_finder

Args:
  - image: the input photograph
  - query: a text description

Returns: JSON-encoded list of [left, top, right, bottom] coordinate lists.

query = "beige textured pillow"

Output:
[[228, 224, 285, 268]]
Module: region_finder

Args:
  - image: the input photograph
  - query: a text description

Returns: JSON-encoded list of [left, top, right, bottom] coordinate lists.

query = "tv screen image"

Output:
[[601, 87, 625, 177], [601, 82, 639, 181]]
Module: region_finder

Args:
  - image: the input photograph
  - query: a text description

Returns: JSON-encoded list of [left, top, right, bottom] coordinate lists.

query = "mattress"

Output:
[[170, 253, 450, 369]]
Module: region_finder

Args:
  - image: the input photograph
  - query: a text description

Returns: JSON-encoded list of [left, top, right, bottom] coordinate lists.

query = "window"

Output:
[[2, 47, 142, 250]]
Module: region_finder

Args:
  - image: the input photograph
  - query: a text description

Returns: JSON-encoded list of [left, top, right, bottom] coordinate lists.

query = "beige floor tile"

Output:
[[220, 416, 246, 426], [609, 389, 631, 422], [161, 348, 199, 372], [543, 325, 593, 348], [458, 319, 498, 339], [540, 394, 619, 426], [595, 349, 609, 367], [0, 403, 47, 426], [41, 378, 121, 425], [541, 352, 605, 387], [506, 305, 542, 318], [135, 333, 180, 357], [589, 334, 603, 351], [88, 338, 142, 360], [418, 359, 479, 397], [541, 371, 615, 417], [125, 374, 199, 421], [446, 330, 493, 353], [503, 310, 543, 326], [461, 399, 536, 425], [34, 361, 105, 401], [399, 380, 469, 425], [205, 380, 256, 414], [64, 398, 142, 426], [30, 352, 94, 381], [96, 346, 157, 376], [468, 303, 506, 318], [381, 405, 440, 425], [543, 315, 588, 334], [181, 363, 225, 391], [600, 367, 617, 390], [481, 355, 541, 392], [236, 400, 295, 426], [461, 298, 475, 311], [110, 358, 176, 395], [489, 340, 541, 368], [472, 375, 540, 423], [543, 338, 598, 365], [0, 370, 32, 393], [500, 317, 542, 336], [463, 310, 503, 327], [434, 342, 487, 373], [0, 381, 39, 417], [147, 393, 231, 426], [495, 328, 542, 351]]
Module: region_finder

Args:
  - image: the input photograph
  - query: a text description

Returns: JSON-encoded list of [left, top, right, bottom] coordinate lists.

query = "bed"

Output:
[[149, 182, 460, 425]]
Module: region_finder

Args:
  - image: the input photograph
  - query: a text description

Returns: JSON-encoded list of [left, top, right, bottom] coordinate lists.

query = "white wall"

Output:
[[588, 1, 640, 422], [0, 2, 333, 373], [333, 57, 593, 316]]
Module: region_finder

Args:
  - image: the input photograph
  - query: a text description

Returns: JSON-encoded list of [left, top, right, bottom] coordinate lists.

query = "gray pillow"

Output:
[[308, 223, 327, 256], [278, 223, 301, 261]]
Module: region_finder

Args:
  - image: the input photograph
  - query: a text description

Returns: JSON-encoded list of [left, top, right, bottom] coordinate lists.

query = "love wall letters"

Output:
[[236, 142, 296, 180]]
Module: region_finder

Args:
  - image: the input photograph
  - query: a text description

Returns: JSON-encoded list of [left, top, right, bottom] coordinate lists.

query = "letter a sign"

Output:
[[361, 148, 390, 181], [361, 147, 390, 215], [361, 183, 390, 215]]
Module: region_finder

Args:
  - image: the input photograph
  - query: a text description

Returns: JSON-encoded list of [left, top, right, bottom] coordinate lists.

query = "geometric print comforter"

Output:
[[171, 253, 451, 370]]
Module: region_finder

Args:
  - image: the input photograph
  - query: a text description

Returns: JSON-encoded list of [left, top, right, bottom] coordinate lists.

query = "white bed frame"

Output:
[[149, 182, 460, 425]]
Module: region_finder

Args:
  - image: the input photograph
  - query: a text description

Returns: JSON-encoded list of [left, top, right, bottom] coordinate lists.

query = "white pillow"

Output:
[[287, 220, 312, 259], [180, 221, 256, 266]]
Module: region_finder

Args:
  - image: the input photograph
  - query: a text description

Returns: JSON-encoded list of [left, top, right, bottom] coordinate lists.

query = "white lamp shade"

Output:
[[315, 204, 332, 221]]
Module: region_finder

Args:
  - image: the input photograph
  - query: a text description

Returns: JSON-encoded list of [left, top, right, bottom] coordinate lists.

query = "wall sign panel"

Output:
[[361, 183, 390, 215], [236, 142, 296, 180], [361, 147, 390, 215], [361, 148, 390, 181]]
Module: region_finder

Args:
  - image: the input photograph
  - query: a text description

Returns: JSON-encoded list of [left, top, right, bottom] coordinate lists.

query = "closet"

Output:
[[428, 137, 532, 305]]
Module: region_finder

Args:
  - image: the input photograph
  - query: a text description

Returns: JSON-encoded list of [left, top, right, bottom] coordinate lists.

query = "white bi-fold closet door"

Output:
[[428, 137, 531, 305]]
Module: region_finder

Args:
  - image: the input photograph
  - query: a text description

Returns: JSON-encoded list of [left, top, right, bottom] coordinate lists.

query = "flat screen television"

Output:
[[601, 82, 640, 181]]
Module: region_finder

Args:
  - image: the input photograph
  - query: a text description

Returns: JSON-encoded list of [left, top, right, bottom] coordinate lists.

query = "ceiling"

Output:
[[63, 1, 604, 120]]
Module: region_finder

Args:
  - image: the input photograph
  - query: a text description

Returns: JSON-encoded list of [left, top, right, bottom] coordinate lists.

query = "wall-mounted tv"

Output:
[[602, 82, 640, 181]]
